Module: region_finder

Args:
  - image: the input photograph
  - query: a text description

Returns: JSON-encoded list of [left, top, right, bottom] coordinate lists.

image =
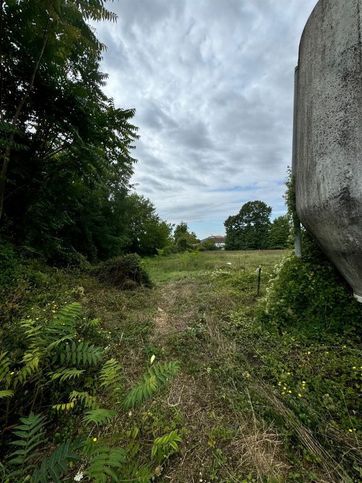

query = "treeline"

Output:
[[224, 200, 290, 250], [0, 0, 170, 264]]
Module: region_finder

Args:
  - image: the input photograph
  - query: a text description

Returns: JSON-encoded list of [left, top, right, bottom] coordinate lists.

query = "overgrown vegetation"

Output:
[[0, 298, 180, 481], [0, 244, 361, 481], [93, 254, 152, 290]]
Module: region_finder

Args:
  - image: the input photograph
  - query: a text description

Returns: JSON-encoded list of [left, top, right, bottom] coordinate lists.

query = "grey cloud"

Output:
[[95, 0, 317, 238]]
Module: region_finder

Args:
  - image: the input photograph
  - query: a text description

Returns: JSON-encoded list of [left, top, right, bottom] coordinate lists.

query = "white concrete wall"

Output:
[[294, 0, 362, 300]]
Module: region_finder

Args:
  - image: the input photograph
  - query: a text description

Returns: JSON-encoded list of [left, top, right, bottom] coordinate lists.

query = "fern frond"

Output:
[[69, 390, 98, 409], [46, 335, 74, 351], [151, 430, 182, 461], [85, 446, 126, 482], [99, 358, 122, 392], [45, 302, 81, 342], [8, 414, 46, 479], [0, 389, 14, 399], [19, 319, 43, 348], [51, 367, 85, 383], [83, 408, 116, 426], [58, 341, 103, 366], [53, 302, 82, 326], [15, 350, 41, 385], [32, 440, 79, 483], [87, 318, 101, 327], [124, 361, 179, 409], [52, 401, 76, 412]]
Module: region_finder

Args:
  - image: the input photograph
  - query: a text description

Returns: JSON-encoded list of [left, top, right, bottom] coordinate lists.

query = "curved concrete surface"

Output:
[[293, 0, 362, 300]]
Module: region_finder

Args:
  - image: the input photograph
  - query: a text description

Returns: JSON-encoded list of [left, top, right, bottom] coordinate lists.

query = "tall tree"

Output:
[[224, 201, 271, 250], [120, 194, 172, 256], [0, 0, 140, 263], [268, 215, 290, 249]]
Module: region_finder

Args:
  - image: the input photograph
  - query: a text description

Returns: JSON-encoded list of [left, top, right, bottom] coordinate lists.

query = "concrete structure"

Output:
[[293, 0, 362, 301]]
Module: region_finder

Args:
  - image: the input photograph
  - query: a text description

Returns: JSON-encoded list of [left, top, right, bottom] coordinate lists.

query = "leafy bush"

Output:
[[261, 240, 362, 336], [93, 254, 152, 289], [0, 302, 179, 481]]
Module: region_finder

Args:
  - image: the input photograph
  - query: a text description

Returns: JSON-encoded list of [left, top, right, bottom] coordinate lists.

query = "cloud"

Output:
[[94, 0, 317, 238]]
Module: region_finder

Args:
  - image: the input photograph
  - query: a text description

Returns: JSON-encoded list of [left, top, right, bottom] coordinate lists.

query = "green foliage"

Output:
[[1, 0, 168, 264], [32, 440, 79, 483], [7, 414, 47, 480], [151, 430, 182, 463], [200, 238, 218, 251], [85, 445, 126, 482], [0, 241, 22, 290], [119, 194, 173, 256], [124, 361, 180, 409], [83, 408, 117, 426], [99, 358, 122, 394], [93, 253, 152, 289], [285, 171, 299, 237], [225, 201, 272, 250], [0, 299, 180, 480], [262, 247, 362, 335], [58, 340, 103, 366], [173, 222, 198, 252], [268, 215, 290, 249]]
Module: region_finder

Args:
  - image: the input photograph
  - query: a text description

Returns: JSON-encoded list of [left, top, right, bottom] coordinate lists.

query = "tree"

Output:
[[0, 0, 142, 263], [173, 222, 198, 252], [268, 215, 290, 249], [120, 194, 172, 256], [224, 201, 271, 250]]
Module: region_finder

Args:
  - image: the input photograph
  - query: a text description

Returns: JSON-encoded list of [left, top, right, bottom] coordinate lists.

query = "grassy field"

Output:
[[3, 249, 360, 482], [83, 249, 360, 482]]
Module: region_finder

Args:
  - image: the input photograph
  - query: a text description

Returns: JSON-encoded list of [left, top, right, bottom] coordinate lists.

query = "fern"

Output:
[[20, 318, 42, 342], [99, 358, 122, 393], [85, 446, 126, 482], [0, 389, 14, 399], [151, 430, 182, 462], [87, 317, 102, 327], [58, 341, 103, 366], [32, 440, 79, 483], [51, 367, 85, 383], [8, 414, 47, 479], [52, 401, 76, 412], [69, 390, 98, 409], [45, 302, 81, 343], [15, 349, 42, 385], [83, 408, 116, 426], [124, 361, 179, 409]]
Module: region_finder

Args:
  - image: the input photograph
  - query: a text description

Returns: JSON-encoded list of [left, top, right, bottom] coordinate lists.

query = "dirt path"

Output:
[[147, 276, 290, 483]]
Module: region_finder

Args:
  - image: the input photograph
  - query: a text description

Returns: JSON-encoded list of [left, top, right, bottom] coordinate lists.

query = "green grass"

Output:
[[1, 249, 361, 482]]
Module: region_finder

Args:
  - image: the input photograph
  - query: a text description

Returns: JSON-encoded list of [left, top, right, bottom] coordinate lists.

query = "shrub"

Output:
[[93, 254, 152, 289], [261, 239, 362, 336]]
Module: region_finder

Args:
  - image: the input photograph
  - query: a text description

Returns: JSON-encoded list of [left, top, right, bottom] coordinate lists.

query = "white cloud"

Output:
[[95, 0, 317, 238]]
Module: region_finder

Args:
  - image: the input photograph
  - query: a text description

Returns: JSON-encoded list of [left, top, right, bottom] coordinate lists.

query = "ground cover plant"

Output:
[[2, 248, 360, 481]]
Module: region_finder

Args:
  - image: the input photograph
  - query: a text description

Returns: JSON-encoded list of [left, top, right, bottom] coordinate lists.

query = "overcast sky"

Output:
[[95, 0, 317, 239]]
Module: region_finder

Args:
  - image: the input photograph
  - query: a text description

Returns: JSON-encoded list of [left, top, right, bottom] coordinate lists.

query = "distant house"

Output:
[[201, 235, 226, 249]]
